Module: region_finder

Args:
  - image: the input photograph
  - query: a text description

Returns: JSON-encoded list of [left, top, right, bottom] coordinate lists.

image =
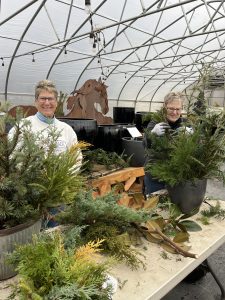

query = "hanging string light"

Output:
[[85, 0, 91, 14], [64, 47, 67, 54], [32, 53, 35, 62], [1, 57, 4, 66]]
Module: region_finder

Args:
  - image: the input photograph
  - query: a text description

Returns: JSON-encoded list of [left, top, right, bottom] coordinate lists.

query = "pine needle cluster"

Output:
[[145, 111, 225, 186], [0, 112, 85, 229], [8, 231, 111, 300]]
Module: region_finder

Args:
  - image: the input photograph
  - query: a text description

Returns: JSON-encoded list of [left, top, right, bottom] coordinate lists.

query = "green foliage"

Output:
[[145, 112, 225, 186], [142, 108, 166, 124], [0, 112, 84, 229], [8, 231, 111, 300], [201, 201, 225, 219], [83, 222, 145, 270], [57, 191, 150, 268], [83, 148, 130, 172], [58, 190, 149, 228]]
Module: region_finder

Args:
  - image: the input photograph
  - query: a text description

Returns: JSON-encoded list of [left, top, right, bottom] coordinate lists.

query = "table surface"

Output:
[[112, 200, 225, 300], [1, 200, 225, 300]]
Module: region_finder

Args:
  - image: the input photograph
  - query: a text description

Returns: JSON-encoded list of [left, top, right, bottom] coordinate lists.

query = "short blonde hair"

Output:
[[35, 80, 58, 99], [164, 91, 184, 106]]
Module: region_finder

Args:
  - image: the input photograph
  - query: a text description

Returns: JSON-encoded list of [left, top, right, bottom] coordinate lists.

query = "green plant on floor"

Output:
[[8, 231, 112, 300], [57, 190, 151, 269]]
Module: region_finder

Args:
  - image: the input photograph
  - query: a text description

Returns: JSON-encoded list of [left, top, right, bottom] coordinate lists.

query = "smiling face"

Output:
[[165, 99, 183, 123], [35, 90, 58, 118]]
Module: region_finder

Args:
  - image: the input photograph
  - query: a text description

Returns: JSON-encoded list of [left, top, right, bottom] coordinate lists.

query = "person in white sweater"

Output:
[[9, 79, 82, 163]]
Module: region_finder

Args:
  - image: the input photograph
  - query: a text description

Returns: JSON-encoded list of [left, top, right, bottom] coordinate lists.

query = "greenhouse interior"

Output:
[[1, 1, 225, 300]]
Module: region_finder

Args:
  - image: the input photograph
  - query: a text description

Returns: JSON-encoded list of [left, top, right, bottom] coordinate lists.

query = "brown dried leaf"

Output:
[[144, 196, 159, 210], [173, 232, 190, 243], [160, 242, 177, 254]]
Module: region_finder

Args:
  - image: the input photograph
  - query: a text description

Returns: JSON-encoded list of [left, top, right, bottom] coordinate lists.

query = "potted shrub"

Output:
[[0, 109, 84, 280], [145, 107, 225, 214]]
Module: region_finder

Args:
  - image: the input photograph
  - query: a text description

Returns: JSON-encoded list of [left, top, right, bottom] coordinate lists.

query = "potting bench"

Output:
[[112, 200, 225, 300]]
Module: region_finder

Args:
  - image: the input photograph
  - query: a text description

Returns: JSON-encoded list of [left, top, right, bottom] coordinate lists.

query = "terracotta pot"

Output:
[[167, 179, 207, 214], [58, 117, 98, 145], [122, 137, 145, 167], [113, 107, 135, 124], [0, 219, 41, 280]]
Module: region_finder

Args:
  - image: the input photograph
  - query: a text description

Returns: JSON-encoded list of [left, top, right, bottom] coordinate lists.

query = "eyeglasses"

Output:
[[38, 97, 56, 102], [166, 107, 182, 112]]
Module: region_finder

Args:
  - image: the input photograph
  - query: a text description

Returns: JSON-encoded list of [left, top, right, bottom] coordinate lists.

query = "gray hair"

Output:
[[164, 91, 184, 106], [35, 80, 58, 99]]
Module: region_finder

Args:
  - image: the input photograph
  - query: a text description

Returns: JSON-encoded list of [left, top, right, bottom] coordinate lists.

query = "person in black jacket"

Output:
[[143, 92, 193, 196]]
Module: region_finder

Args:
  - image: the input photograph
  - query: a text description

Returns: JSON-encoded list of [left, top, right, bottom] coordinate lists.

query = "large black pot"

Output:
[[95, 124, 135, 154], [58, 118, 98, 145], [134, 111, 149, 132], [167, 179, 207, 214], [113, 107, 135, 124], [122, 137, 145, 167]]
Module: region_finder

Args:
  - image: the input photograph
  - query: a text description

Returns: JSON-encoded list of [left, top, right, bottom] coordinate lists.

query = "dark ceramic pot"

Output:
[[134, 111, 149, 132], [58, 118, 98, 145], [113, 107, 135, 124], [122, 137, 145, 167], [95, 123, 135, 154], [167, 179, 207, 214]]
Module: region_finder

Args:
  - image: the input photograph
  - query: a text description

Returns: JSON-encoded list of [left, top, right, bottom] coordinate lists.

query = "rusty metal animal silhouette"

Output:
[[8, 105, 37, 117], [65, 79, 113, 124]]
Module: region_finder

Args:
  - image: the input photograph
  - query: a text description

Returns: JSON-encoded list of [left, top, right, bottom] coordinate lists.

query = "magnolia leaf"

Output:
[[179, 220, 202, 232], [153, 217, 166, 231], [176, 243, 192, 252], [173, 231, 190, 243], [179, 207, 200, 219], [143, 231, 163, 243], [145, 220, 161, 231], [144, 196, 159, 210], [169, 203, 182, 219], [160, 242, 177, 254]]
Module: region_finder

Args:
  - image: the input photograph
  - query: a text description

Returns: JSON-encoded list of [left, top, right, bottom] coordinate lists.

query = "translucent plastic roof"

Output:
[[1, 0, 225, 111]]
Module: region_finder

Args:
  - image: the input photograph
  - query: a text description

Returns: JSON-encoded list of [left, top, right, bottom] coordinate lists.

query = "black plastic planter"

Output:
[[58, 117, 98, 145], [122, 137, 145, 167], [95, 124, 134, 154], [134, 111, 149, 132], [167, 179, 207, 214], [113, 107, 135, 124]]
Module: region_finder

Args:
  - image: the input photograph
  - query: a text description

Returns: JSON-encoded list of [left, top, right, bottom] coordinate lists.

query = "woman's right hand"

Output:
[[151, 122, 170, 136]]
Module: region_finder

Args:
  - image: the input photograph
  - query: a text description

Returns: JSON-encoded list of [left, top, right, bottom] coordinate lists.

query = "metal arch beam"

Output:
[[116, 2, 205, 104], [147, 44, 225, 107], [63, 0, 74, 41], [111, 0, 127, 51], [4, 0, 47, 101], [73, 0, 160, 91], [135, 24, 225, 107], [0, 0, 39, 26], [46, 0, 107, 79], [120, 7, 225, 106], [73, 0, 196, 92]]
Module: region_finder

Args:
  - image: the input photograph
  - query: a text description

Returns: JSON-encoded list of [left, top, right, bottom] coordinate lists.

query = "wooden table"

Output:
[[111, 200, 225, 300], [1, 201, 225, 300]]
